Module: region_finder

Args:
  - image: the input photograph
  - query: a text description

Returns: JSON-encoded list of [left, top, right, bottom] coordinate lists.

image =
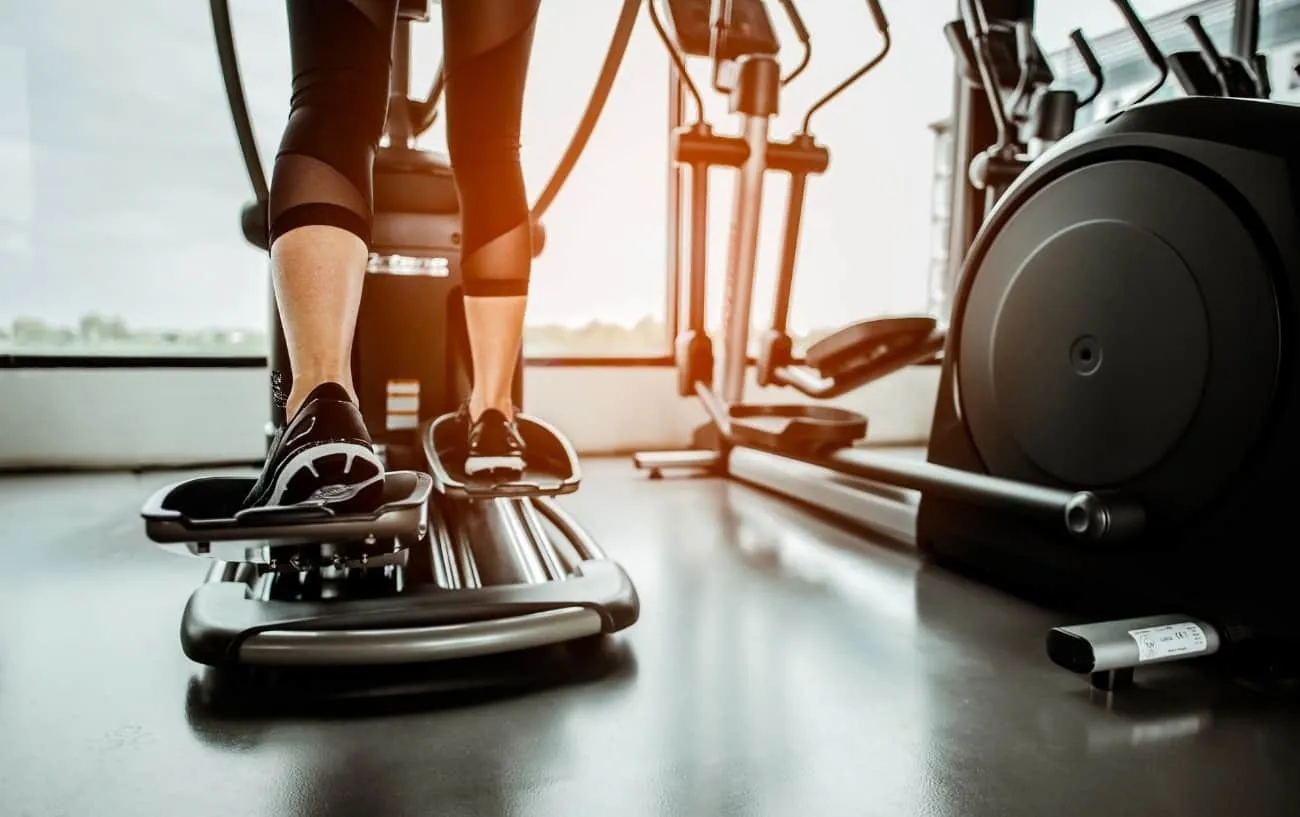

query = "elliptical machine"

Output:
[[632, 0, 1099, 479], [139, 0, 640, 669], [922, 0, 1300, 689]]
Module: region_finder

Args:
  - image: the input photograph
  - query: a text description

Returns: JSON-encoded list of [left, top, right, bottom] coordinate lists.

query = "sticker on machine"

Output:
[[386, 379, 420, 431], [1127, 622, 1208, 663]]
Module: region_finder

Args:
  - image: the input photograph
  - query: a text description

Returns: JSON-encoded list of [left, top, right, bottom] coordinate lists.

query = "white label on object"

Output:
[[1128, 623, 1207, 662], [385, 379, 420, 431]]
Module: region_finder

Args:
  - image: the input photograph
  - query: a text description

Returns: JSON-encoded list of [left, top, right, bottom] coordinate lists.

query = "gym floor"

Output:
[[2, 460, 1297, 817]]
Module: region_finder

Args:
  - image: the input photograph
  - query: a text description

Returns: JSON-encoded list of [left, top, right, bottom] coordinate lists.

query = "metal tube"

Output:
[[239, 608, 603, 666], [534, 497, 608, 563], [1232, 0, 1260, 60], [666, 68, 684, 344], [515, 499, 567, 581], [770, 170, 808, 334], [458, 499, 550, 585], [720, 113, 772, 403], [688, 162, 710, 335], [430, 512, 460, 590], [388, 21, 413, 146]]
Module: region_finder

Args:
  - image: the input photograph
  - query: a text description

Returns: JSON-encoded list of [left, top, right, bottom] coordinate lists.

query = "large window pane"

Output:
[[1, 1, 268, 356], [0, 1, 669, 358]]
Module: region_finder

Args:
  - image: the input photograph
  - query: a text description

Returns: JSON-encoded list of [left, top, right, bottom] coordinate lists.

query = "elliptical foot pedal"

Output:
[[425, 413, 581, 499], [141, 471, 434, 565], [728, 404, 867, 454], [805, 315, 940, 378]]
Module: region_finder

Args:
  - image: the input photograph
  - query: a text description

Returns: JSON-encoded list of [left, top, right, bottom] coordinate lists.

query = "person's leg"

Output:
[[441, 0, 541, 475], [243, 0, 397, 509]]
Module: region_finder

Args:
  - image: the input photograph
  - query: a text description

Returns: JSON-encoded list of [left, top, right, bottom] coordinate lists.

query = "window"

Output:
[[1, 3, 272, 359], [0, 1, 671, 360]]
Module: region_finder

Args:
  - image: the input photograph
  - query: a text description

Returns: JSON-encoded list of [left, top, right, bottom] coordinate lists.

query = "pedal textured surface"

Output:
[[425, 413, 581, 499], [141, 471, 433, 547]]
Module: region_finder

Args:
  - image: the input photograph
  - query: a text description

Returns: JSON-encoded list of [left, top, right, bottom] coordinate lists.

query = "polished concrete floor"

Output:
[[1, 459, 1297, 817]]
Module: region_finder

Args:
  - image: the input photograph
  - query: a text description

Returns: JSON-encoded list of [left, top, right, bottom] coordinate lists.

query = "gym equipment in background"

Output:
[[928, 0, 1300, 690], [640, 0, 1300, 690], [1168, 12, 1271, 98], [140, 0, 640, 669], [632, 0, 1100, 503]]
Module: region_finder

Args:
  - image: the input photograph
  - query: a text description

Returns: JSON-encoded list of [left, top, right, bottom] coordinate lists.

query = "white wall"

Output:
[[0, 365, 939, 470]]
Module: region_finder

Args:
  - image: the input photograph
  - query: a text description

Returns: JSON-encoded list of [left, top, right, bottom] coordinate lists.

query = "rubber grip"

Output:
[[777, 0, 809, 42], [866, 0, 888, 33], [1069, 28, 1103, 81], [1112, 0, 1165, 70], [1185, 14, 1226, 70]]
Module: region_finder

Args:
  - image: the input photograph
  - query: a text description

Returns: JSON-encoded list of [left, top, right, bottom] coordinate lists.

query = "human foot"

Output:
[[243, 382, 385, 511], [457, 402, 526, 476]]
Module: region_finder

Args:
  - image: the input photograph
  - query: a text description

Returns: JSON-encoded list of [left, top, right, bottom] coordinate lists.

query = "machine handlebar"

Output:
[[866, 0, 888, 36], [1112, 0, 1168, 104], [1184, 13, 1229, 94], [799, 1, 892, 134], [775, 0, 809, 42], [209, 0, 269, 205], [774, 0, 812, 86], [1069, 28, 1105, 106]]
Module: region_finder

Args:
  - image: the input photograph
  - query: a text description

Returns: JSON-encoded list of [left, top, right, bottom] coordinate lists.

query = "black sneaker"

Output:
[[462, 405, 527, 476], [243, 382, 385, 512]]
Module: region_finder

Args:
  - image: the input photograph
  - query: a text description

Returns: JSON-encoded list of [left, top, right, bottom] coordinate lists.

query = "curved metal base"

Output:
[[239, 606, 604, 666], [174, 494, 639, 668]]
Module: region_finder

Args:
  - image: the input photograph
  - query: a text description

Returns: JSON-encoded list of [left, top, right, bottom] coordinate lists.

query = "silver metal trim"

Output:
[[728, 446, 920, 546], [632, 449, 721, 472], [366, 253, 452, 277], [535, 496, 607, 562], [515, 499, 567, 580], [720, 113, 773, 404], [238, 606, 603, 665]]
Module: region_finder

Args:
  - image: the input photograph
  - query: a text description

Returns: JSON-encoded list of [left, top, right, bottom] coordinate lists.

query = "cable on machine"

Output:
[[801, 1, 890, 135], [647, 0, 707, 124]]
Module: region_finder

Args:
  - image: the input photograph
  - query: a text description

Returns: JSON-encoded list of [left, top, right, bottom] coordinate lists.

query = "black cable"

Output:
[[801, 30, 891, 134], [531, 0, 642, 218], [646, 0, 705, 124], [775, 0, 812, 86], [209, 0, 268, 203], [782, 41, 811, 86]]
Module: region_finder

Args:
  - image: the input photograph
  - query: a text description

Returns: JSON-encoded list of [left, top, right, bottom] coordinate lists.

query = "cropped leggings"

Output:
[[269, 0, 540, 297]]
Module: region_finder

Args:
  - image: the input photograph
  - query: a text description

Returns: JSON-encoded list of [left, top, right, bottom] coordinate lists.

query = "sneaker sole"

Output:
[[268, 441, 386, 511]]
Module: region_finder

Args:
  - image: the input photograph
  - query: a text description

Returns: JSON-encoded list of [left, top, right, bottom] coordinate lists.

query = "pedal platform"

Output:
[[728, 403, 867, 453], [141, 471, 434, 566], [805, 315, 939, 378], [425, 413, 581, 499]]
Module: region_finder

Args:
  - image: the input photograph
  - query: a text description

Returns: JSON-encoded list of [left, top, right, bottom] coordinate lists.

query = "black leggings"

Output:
[[269, 0, 539, 297]]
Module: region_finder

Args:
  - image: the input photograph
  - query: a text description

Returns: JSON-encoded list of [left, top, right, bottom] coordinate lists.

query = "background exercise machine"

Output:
[[642, 0, 1300, 690], [1168, 12, 1272, 98], [139, 0, 640, 670], [923, 0, 1300, 689], [632, 0, 1104, 519], [634, 0, 1104, 491]]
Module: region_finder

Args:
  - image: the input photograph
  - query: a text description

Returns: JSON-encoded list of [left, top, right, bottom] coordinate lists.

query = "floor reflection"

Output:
[[4, 463, 1300, 817]]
